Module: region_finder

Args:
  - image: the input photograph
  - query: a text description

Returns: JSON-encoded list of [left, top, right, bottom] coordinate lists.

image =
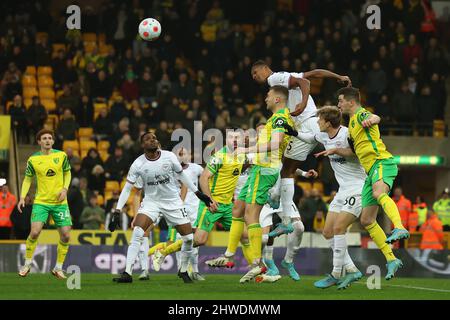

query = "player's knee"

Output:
[[181, 233, 194, 246], [333, 224, 346, 235], [292, 220, 304, 234], [132, 226, 145, 241], [29, 230, 41, 239], [60, 233, 70, 243], [360, 215, 374, 227], [194, 234, 206, 246], [322, 228, 333, 239]]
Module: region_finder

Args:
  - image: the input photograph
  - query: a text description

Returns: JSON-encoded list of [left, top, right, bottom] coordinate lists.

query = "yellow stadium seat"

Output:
[[82, 33, 97, 42], [84, 41, 97, 54], [80, 140, 97, 151], [313, 181, 324, 194], [37, 66, 52, 76], [25, 66, 37, 75], [104, 191, 113, 201], [98, 33, 106, 44], [97, 140, 110, 151], [99, 44, 113, 56], [56, 90, 64, 99], [47, 114, 59, 127], [97, 194, 104, 206], [433, 120, 445, 138], [63, 140, 80, 153], [99, 150, 109, 162], [41, 99, 56, 112], [36, 32, 49, 42], [52, 43, 66, 53], [105, 180, 120, 192], [24, 98, 33, 109], [23, 87, 39, 99], [44, 119, 54, 131], [22, 75, 37, 87], [39, 88, 55, 100], [78, 127, 94, 138], [120, 179, 127, 189], [38, 76, 54, 88], [298, 182, 312, 192], [80, 149, 88, 159]]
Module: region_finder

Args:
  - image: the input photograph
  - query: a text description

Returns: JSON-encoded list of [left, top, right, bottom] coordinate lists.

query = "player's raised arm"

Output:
[[361, 114, 381, 128], [198, 169, 218, 212], [282, 122, 317, 143], [314, 147, 355, 158], [303, 69, 352, 87], [288, 76, 310, 117]]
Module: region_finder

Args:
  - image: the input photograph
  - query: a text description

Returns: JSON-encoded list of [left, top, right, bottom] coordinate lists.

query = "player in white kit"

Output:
[[251, 61, 352, 242], [111, 132, 212, 283], [283, 106, 366, 289], [177, 148, 204, 280]]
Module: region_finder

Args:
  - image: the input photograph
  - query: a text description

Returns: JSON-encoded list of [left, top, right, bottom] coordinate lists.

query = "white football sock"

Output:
[[262, 233, 269, 251], [332, 234, 347, 279], [189, 247, 199, 273], [139, 236, 149, 272], [176, 251, 182, 270], [344, 248, 358, 273], [264, 244, 274, 260], [284, 220, 304, 263], [280, 178, 296, 218], [180, 233, 194, 273], [125, 226, 145, 275]]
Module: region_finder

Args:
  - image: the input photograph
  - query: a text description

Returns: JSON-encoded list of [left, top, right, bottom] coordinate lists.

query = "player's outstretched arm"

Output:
[[110, 181, 134, 232], [302, 69, 352, 87], [361, 114, 381, 128], [296, 169, 319, 179], [288, 76, 310, 117], [178, 170, 213, 207], [282, 123, 316, 143], [314, 147, 354, 158], [199, 169, 218, 212]]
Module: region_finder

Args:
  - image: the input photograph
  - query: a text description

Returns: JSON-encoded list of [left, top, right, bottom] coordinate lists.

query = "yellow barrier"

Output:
[[28, 230, 134, 245]]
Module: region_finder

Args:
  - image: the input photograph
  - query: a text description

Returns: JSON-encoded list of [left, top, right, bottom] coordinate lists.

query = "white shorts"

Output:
[[137, 199, 190, 227], [328, 192, 362, 218], [260, 203, 302, 228], [284, 116, 320, 161], [184, 204, 199, 225]]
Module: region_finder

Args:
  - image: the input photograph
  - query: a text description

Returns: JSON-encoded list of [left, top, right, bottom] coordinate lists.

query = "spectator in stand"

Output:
[[91, 70, 113, 102], [0, 180, 16, 239], [365, 60, 387, 106], [78, 177, 91, 206], [393, 187, 412, 231], [88, 164, 106, 195], [155, 121, 171, 149], [72, 73, 91, 98], [76, 95, 94, 127], [26, 96, 47, 139], [67, 178, 85, 229], [57, 84, 78, 115], [81, 148, 104, 177], [52, 49, 67, 89], [35, 36, 51, 66], [172, 72, 194, 105], [433, 188, 450, 231], [65, 147, 81, 167], [392, 81, 417, 132], [61, 58, 79, 87], [417, 85, 439, 132], [8, 95, 28, 143], [79, 194, 105, 230], [413, 196, 428, 229], [104, 146, 129, 182], [56, 108, 79, 145], [403, 34, 422, 67], [230, 106, 250, 129], [139, 70, 157, 105], [10, 194, 32, 239], [109, 96, 129, 125], [93, 108, 113, 141], [419, 210, 444, 250], [70, 158, 85, 180], [105, 190, 120, 214], [120, 70, 139, 102], [3, 73, 22, 102]]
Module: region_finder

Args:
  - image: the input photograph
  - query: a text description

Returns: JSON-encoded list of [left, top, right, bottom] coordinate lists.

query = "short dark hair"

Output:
[[251, 60, 267, 70], [270, 85, 289, 101], [337, 87, 360, 103], [36, 129, 55, 142], [316, 106, 342, 128]]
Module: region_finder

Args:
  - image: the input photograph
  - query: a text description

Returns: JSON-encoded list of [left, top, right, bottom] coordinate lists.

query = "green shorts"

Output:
[[31, 204, 72, 227], [194, 202, 233, 233], [362, 158, 398, 208], [237, 165, 279, 205], [166, 226, 178, 242]]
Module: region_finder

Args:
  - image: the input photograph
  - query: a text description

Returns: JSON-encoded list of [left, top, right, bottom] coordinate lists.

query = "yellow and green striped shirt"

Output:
[[25, 149, 71, 205], [348, 107, 392, 173], [206, 147, 244, 204], [254, 107, 294, 168]]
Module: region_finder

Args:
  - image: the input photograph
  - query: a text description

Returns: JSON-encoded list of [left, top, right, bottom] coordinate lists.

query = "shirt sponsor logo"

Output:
[[46, 169, 56, 177]]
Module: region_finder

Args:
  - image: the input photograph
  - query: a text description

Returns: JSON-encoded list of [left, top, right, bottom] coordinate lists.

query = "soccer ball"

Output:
[[138, 18, 161, 41]]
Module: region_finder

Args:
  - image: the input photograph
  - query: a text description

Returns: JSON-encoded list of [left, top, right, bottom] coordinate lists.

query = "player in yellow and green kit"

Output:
[[327, 87, 408, 280], [17, 129, 72, 279], [207, 86, 294, 283], [151, 130, 251, 273]]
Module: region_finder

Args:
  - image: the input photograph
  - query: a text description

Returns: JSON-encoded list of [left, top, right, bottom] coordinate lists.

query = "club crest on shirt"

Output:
[[53, 158, 59, 164], [162, 163, 171, 172]]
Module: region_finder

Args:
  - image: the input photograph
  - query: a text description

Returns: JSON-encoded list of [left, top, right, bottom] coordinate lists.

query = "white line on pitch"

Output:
[[354, 282, 450, 293]]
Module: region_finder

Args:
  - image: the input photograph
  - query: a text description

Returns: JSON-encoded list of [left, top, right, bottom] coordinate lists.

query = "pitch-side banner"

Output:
[[0, 116, 11, 160], [0, 244, 448, 278]]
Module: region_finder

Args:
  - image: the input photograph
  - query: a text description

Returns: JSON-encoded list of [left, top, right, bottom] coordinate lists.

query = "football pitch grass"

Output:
[[1, 273, 449, 300]]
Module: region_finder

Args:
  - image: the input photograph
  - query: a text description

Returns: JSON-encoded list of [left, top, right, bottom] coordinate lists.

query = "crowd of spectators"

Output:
[[0, 0, 449, 236]]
